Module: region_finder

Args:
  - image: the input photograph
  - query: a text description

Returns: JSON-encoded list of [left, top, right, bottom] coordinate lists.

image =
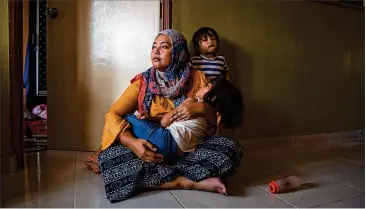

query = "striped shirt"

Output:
[[189, 54, 229, 80]]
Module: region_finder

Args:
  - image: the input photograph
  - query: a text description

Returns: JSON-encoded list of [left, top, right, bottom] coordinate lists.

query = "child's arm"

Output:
[[167, 98, 218, 133], [148, 116, 163, 124], [225, 71, 230, 80], [188, 58, 193, 69], [161, 112, 174, 128], [223, 57, 230, 80], [161, 98, 196, 127], [204, 106, 217, 133], [137, 112, 163, 125]]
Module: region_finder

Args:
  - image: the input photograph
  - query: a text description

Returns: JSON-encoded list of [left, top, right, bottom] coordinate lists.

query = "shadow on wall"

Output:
[[219, 38, 295, 140]]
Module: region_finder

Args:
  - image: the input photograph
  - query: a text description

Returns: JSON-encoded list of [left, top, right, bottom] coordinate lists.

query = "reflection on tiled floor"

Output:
[[4, 133, 365, 208]]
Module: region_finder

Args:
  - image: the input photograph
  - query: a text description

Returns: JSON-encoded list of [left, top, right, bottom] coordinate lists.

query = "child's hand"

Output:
[[136, 112, 147, 120]]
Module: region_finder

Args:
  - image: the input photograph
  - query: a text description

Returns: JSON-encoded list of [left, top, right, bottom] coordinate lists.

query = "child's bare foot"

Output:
[[87, 147, 101, 164], [84, 161, 101, 174], [194, 177, 227, 195]]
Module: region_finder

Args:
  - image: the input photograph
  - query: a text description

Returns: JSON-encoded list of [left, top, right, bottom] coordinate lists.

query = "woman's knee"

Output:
[[202, 135, 242, 150], [200, 135, 243, 162], [98, 144, 132, 163]]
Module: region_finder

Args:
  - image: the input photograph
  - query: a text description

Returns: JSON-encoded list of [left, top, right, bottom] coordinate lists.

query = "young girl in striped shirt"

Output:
[[189, 27, 230, 81]]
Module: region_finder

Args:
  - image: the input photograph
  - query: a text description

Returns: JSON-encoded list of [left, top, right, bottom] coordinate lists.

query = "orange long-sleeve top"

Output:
[[101, 70, 212, 150]]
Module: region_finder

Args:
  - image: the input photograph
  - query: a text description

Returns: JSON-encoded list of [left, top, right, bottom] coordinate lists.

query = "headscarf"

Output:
[[131, 29, 191, 114]]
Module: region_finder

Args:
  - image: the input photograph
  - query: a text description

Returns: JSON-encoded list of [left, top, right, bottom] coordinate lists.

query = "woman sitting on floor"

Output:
[[85, 29, 244, 203]]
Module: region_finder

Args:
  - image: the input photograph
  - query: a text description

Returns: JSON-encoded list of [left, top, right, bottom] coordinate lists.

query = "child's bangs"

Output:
[[200, 30, 216, 40]]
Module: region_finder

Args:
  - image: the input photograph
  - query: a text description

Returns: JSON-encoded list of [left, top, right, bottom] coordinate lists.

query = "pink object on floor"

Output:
[[32, 104, 47, 119]]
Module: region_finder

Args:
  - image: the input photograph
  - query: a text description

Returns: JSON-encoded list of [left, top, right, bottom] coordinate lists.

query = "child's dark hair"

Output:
[[191, 27, 220, 56], [203, 78, 244, 129]]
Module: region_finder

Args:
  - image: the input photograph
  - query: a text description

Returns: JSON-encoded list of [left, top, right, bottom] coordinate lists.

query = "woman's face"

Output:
[[194, 82, 213, 99], [151, 34, 172, 71]]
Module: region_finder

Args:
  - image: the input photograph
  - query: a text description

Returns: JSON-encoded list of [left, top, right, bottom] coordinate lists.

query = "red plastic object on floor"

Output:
[[269, 176, 302, 193]]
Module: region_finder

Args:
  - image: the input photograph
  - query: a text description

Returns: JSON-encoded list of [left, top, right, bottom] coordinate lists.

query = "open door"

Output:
[[46, 0, 162, 151]]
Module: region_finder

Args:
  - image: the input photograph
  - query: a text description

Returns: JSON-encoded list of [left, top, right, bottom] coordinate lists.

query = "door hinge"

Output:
[[160, 1, 162, 19]]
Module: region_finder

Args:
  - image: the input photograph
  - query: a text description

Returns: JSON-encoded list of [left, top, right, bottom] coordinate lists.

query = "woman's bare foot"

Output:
[[84, 161, 101, 174], [159, 176, 227, 195], [87, 147, 102, 164], [194, 177, 227, 195], [159, 176, 194, 190]]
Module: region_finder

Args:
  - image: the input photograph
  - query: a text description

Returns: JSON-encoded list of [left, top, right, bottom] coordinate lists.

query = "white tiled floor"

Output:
[[4, 135, 365, 208]]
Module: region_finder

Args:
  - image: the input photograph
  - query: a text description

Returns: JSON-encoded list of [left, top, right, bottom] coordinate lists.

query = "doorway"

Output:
[[8, 0, 172, 162], [23, 0, 49, 153], [2, 0, 171, 206]]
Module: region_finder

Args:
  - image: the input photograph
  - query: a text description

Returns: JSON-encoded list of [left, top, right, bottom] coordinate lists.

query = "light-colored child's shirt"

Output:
[[166, 97, 214, 153], [189, 54, 229, 80], [166, 117, 208, 152]]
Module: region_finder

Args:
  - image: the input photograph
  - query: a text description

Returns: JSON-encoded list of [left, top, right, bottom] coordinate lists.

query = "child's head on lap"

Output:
[[194, 78, 244, 130], [191, 27, 220, 58]]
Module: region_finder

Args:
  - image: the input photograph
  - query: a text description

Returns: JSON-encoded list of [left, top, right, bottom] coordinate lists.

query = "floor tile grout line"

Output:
[[73, 196, 108, 202], [169, 190, 186, 208], [255, 185, 298, 208], [297, 166, 365, 192], [18, 199, 75, 208], [309, 195, 365, 208]]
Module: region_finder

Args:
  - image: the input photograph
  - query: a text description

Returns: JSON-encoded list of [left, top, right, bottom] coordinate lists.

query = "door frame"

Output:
[[8, 0, 24, 171], [161, 0, 172, 30]]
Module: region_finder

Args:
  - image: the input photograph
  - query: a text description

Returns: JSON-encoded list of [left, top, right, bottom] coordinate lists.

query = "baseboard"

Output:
[[0, 156, 17, 174], [241, 129, 365, 151]]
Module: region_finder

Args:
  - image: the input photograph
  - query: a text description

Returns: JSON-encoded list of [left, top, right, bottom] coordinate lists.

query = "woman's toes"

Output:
[[84, 161, 101, 174], [87, 153, 97, 163], [195, 177, 227, 194]]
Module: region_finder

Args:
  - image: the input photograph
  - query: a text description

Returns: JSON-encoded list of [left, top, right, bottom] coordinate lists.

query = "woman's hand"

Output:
[[169, 104, 192, 122], [170, 100, 203, 122], [129, 138, 164, 163], [120, 131, 163, 163]]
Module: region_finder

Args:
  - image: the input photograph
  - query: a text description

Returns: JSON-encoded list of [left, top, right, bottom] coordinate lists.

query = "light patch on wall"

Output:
[[78, 0, 160, 149], [90, 0, 160, 102], [342, 49, 352, 73]]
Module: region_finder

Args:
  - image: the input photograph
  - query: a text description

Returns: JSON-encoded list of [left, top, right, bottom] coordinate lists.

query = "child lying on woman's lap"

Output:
[[125, 78, 244, 160]]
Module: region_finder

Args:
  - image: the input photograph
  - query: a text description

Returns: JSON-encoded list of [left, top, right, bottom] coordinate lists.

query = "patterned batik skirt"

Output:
[[98, 135, 243, 203]]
